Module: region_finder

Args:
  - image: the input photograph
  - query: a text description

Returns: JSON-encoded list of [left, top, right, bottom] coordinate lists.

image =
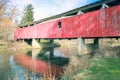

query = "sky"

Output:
[[11, 0, 99, 21]]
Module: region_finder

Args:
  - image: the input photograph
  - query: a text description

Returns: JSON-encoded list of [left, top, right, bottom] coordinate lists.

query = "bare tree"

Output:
[[0, 0, 9, 9], [0, 0, 18, 41]]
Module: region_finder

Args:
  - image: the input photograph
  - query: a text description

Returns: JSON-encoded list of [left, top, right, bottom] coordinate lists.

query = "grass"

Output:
[[60, 57, 120, 80], [60, 55, 90, 80], [0, 44, 6, 51], [77, 58, 120, 80], [0, 44, 5, 46], [58, 39, 120, 80], [40, 39, 50, 43]]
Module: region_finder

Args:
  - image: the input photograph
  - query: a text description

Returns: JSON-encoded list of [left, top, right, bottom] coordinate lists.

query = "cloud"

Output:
[[33, 1, 58, 20], [11, 0, 99, 21], [33, 0, 99, 20]]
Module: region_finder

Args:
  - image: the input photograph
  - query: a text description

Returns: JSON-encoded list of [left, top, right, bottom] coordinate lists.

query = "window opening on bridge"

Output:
[[58, 22, 61, 28]]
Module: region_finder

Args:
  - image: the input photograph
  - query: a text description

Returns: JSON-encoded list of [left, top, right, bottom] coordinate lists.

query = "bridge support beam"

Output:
[[50, 39, 54, 43], [32, 39, 41, 48], [94, 38, 99, 50], [78, 38, 99, 54], [78, 38, 86, 54], [50, 39, 54, 46], [32, 49, 41, 58]]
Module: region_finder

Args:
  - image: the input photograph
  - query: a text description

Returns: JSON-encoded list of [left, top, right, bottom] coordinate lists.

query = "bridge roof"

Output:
[[20, 0, 119, 27]]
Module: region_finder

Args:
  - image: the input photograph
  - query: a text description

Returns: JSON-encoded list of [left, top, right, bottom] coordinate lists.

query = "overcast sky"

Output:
[[11, 0, 99, 21]]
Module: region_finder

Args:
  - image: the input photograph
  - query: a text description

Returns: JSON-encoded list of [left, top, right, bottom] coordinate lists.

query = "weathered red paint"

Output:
[[14, 5, 120, 40]]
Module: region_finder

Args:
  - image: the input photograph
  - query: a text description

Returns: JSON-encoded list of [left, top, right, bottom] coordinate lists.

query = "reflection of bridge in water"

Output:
[[14, 47, 69, 78], [30, 47, 69, 66]]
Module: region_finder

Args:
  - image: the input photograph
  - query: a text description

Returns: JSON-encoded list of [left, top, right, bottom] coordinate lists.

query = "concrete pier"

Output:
[[78, 38, 99, 54], [32, 39, 41, 48]]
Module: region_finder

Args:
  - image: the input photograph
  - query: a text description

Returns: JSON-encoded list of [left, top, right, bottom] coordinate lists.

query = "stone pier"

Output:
[[78, 38, 99, 54], [32, 39, 41, 48], [31, 39, 54, 48]]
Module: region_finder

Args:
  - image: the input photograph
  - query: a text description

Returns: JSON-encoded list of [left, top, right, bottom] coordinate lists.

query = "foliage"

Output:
[[0, 0, 18, 41], [0, 0, 8, 20], [21, 4, 34, 25]]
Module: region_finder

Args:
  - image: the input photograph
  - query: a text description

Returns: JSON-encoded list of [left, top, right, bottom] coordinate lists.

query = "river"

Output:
[[0, 39, 120, 80], [0, 47, 69, 80]]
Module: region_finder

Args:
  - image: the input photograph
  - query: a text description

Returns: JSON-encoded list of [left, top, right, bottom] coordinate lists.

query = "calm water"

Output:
[[0, 40, 120, 80], [0, 47, 69, 80]]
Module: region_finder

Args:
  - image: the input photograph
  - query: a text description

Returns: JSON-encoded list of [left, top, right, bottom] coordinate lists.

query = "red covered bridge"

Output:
[[14, 0, 120, 40], [14, 0, 120, 53]]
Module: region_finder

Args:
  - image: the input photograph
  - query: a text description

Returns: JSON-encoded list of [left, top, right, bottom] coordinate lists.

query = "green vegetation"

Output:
[[71, 57, 120, 80], [0, 44, 6, 50], [85, 58, 120, 80], [40, 39, 50, 43], [0, 44, 5, 46], [21, 4, 34, 25]]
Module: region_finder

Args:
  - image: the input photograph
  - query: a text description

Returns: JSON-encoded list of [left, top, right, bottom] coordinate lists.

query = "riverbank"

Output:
[[54, 39, 120, 80], [0, 39, 120, 80], [0, 40, 31, 51]]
